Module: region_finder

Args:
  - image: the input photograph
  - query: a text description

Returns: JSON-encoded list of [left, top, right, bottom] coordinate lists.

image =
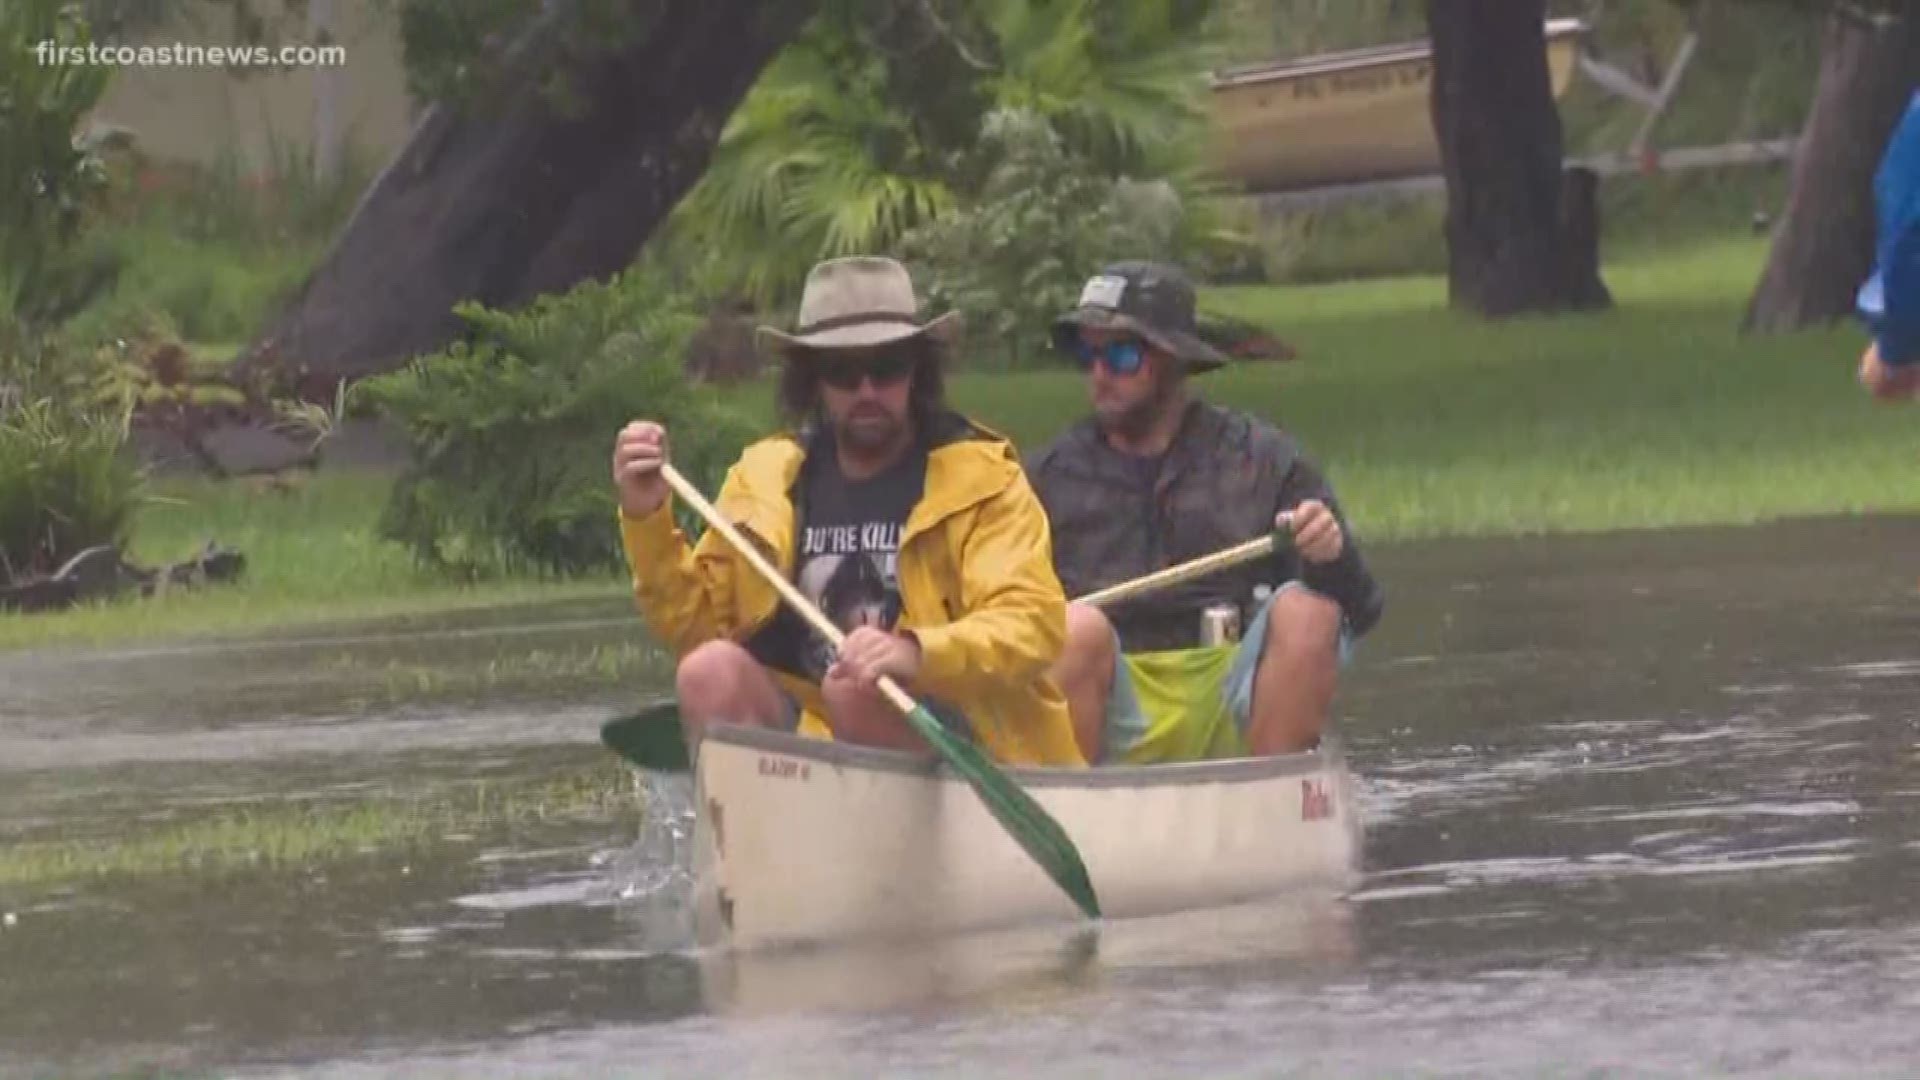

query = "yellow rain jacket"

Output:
[[619, 418, 1085, 767]]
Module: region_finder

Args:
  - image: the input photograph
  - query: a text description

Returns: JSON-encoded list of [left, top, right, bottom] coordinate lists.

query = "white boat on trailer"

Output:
[[689, 722, 1364, 950]]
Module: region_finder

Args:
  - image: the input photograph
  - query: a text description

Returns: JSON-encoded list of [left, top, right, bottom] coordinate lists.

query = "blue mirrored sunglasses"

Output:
[[1072, 336, 1147, 376]]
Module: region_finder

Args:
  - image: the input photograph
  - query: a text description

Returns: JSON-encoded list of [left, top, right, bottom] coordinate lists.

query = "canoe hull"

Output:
[[690, 724, 1363, 950], [699, 893, 1358, 1016], [1208, 18, 1587, 192]]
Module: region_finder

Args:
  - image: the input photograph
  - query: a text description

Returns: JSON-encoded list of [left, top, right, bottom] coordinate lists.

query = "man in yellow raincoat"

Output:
[[610, 257, 1085, 767]]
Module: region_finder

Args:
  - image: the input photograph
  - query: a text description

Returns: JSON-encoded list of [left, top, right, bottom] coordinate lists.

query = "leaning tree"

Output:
[[230, 0, 821, 400], [1743, 2, 1919, 334]]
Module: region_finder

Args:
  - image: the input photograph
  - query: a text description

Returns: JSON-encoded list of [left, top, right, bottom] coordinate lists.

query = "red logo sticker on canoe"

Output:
[[1301, 778, 1333, 821]]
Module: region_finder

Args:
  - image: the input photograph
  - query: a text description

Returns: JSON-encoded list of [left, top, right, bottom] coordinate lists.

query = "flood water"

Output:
[[2, 514, 1917, 1078]]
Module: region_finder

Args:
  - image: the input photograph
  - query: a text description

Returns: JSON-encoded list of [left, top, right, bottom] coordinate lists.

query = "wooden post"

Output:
[[309, 0, 342, 185]]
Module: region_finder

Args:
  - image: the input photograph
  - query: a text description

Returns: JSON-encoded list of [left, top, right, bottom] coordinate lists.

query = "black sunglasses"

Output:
[[816, 351, 915, 391]]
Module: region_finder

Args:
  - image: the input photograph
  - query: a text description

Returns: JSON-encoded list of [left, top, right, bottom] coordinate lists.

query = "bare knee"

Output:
[[1056, 602, 1116, 764], [818, 669, 868, 713], [1246, 589, 1343, 755], [1057, 602, 1117, 680], [1264, 588, 1342, 669], [675, 641, 783, 733], [820, 668, 921, 751], [676, 641, 752, 705]]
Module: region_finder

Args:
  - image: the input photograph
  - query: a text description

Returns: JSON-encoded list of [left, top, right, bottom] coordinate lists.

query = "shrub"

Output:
[[360, 269, 757, 578], [0, 0, 113, 327], [900, 109, 1189, 368], [0, 328, 143, 583]]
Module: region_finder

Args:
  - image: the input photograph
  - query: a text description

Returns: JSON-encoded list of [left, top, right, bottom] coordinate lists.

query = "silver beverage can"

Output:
[[1199, 602, 1241, 646]]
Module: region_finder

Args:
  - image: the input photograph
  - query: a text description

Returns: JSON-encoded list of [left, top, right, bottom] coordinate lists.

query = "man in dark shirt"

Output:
[[1027, 261, 1384, 763]]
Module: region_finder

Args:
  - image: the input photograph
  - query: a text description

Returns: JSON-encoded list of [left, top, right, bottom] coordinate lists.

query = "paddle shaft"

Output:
[[657, 467, 919, 717], [1077, 531, 1283, 608]]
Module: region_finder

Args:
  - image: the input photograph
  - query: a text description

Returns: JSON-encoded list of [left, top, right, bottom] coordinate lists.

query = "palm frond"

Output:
[[983, 0, 1215, 175], [663, 0, 1222, 304]]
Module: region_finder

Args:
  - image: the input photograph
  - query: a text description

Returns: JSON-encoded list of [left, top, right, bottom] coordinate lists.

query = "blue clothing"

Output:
[[1858, 91, 1920, 367]]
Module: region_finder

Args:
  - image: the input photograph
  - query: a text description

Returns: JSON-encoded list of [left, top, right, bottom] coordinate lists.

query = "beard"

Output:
[[833, 402, 909, 458], [1095, 368, 1183, 441]]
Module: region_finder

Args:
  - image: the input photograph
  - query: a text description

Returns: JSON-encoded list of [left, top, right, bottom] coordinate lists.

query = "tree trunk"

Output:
[[1426, 0, 1609, 317], [1557, 165, 1612, 311], [1743, 11, 1920, 335], [236, 0, 818, 400]]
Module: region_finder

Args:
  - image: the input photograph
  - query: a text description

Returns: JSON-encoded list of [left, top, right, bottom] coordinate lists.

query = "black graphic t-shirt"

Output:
[[754, 432, 927, 682]]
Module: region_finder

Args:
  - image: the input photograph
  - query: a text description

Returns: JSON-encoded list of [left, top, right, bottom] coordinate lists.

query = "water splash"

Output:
[[603, 770, 695, 900], [594, 769, 697, 950]]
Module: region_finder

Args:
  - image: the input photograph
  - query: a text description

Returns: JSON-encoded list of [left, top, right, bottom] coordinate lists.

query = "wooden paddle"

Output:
[[1075, 526, 1291, 607], [640, 463, 1101, 920], [601, 522, 1294, 774]]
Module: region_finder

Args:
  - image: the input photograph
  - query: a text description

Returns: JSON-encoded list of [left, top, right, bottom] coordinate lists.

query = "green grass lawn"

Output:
[[0, 760, 635, 887], [7, 238, 1914, 651], [1196, 240, 1920, 539], [0, 470, 629, 650], [972, 238, 1920, 541]]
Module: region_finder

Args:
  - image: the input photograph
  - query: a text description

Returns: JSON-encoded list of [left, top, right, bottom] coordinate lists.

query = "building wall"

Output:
[[87, 0, 414, 178]]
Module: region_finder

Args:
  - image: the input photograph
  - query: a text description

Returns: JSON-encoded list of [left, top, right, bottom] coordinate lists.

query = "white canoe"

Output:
[[690, 723, 1364, 950]]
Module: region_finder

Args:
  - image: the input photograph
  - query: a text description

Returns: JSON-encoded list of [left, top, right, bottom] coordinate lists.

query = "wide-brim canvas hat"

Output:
[[757, 256, 961, 356], [1050, 261, 1228, 374]]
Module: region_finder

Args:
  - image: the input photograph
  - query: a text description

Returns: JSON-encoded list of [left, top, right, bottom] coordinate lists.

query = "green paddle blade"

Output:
[[900, 703, 1102, 920], [600, 701, 690, 773]]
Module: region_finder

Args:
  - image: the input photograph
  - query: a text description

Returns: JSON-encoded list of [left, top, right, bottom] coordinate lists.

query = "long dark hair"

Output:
[[776, 336, 948, 433]]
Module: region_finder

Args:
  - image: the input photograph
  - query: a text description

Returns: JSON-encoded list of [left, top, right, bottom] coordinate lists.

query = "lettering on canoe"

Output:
[[1301, 777, 1333, 822], [1288, 60, 1430, 102], [757, 755, 811, 782]]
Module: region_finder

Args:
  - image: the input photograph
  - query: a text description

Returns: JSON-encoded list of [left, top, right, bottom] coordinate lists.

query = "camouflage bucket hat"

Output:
[[1049, 261, 1228, 374]]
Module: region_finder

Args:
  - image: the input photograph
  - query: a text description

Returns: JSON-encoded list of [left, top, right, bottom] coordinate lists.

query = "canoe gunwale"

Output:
[[1209, 16, 1588, 90], [698, 722, 1343, 788]]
